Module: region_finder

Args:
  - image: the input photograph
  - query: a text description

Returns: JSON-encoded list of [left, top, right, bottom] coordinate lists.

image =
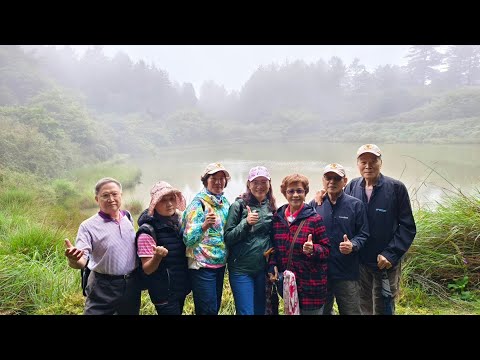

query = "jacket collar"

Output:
[[326, 191, 345, 206], [276, 203, 316, 224], [360, 173, 385, 188]]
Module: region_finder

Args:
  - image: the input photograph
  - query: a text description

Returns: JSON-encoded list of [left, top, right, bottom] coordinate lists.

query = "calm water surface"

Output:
[[124, 142, 480, 211]]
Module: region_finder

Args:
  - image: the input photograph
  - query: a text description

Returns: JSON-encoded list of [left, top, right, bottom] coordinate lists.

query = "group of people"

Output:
[[65, 143, 417, 315]]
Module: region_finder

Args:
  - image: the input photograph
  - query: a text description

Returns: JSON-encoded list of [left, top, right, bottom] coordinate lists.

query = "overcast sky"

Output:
[[63, 45, 412, 95]]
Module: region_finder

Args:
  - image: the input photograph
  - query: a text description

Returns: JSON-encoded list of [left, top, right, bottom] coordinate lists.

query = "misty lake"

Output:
[[124, 141, 480, 211]]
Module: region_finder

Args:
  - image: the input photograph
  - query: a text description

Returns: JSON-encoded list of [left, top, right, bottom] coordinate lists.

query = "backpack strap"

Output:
[[199, 199, 206, 212], [124, 210, 134, 225], [237, 198, 245, 214]]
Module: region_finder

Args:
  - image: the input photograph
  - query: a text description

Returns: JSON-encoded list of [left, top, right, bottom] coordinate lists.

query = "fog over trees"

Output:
[[1, 45, 480, 178]]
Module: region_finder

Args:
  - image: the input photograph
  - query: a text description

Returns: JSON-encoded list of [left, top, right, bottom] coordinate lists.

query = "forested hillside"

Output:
[[1, 45, 480, 178]]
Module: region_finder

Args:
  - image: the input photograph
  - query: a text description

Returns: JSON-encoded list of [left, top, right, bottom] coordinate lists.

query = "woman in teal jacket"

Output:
[[224, 166, 277, 315]]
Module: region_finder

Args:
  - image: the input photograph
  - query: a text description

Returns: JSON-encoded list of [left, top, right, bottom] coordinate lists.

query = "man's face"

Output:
[[95, 182, 122, 215], [357, 153, 382, 181], [322, 172, 347, 197]]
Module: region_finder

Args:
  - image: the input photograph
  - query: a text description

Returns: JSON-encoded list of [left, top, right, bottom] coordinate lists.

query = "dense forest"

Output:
[[1, 45, 480, 178]]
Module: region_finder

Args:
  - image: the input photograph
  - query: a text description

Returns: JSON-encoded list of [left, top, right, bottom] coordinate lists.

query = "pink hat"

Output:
[[248, 166, 271, 182], [147, 181, 186, 216]]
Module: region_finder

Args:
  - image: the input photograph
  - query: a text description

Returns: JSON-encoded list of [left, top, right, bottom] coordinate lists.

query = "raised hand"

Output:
[[246, 205, 259, 226], [202, 208, 217, 232], [339, 234, 353, 254], [303, 234, 314, 255], [314, 189, 327, 205], [151, 245, 168, 258], [64, 238, 84, 261]]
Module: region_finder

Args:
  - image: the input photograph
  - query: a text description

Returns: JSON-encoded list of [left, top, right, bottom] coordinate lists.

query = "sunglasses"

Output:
[[286, 188, 305, 195], [324, 175, 343, 182]]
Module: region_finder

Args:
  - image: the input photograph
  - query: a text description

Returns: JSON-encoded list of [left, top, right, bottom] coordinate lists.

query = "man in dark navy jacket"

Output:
[[344, 144, 416, 315], [310, 163, 369, 315]]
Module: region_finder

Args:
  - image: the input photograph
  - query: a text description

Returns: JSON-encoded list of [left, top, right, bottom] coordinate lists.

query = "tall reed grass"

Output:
[[403, 189, 480, 303], [0, 162, 144, 315]]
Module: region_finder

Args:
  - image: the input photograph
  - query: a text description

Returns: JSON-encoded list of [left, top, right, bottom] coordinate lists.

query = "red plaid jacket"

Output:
[[269, 204, 330, 311]]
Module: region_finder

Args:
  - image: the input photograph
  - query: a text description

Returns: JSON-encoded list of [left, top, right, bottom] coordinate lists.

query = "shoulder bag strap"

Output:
[[286, 219, 307, 271]]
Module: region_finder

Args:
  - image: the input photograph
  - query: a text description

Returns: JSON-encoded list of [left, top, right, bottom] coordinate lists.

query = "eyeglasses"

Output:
[[99, 192, 121, 200], [324, 175, 343, 182], [286, 189, 305, 195]]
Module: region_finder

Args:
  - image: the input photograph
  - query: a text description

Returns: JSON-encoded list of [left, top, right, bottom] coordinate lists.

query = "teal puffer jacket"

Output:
[[224, 198, 274, 276]]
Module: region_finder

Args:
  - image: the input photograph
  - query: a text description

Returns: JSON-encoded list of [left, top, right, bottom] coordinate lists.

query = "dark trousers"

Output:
[[154, 296, 186, 315], [359, 263, 401, 315], [189, 267, 226, 315], [323, 279, 361, 315], [84, 271, 141, 315]]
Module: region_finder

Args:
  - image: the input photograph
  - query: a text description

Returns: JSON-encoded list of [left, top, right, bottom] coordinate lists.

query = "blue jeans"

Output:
[[189, 267, 226, 315], [229, 270, 266, 315]]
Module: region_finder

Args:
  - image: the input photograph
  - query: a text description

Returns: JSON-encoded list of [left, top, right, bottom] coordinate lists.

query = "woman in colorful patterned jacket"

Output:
[[181, 162, 231, 315], [268, 173, 330, 315]]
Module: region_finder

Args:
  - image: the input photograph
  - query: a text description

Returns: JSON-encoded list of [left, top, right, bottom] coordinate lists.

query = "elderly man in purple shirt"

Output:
[[64, 177, 141, 315]]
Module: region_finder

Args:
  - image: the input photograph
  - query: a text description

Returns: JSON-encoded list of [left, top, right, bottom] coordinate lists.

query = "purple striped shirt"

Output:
[[75, 210, 137, 275]]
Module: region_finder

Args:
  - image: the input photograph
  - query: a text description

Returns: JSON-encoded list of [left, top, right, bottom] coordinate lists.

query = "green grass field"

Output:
[[0, 164, 479, 315]]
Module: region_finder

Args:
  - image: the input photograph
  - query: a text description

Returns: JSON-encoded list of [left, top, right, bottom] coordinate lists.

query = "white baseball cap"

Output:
[[356, 144, 382, 158], [323, 163, 346, 177]]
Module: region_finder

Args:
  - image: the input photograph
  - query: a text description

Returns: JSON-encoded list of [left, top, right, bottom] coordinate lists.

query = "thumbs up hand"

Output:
[[64, 238, 84, 261], [202, 208, 217, 232], [339, 234, 353, 254], [303, 234, 314, 255], [246, 205, 259, 226]]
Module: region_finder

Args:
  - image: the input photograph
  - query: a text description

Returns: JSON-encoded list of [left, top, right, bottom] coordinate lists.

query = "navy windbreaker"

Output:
[[309, 192, 369, 280], [344, 173, 416, 268]]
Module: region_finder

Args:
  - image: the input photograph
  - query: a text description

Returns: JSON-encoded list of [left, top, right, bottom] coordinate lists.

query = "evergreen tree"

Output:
[[405, 45, 443, 85]]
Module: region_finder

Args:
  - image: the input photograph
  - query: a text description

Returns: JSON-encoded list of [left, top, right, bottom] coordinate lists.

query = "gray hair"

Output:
[[95, 177, 122, 195]]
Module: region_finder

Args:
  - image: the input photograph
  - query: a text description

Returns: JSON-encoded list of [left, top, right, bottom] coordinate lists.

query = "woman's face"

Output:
[[285, 181, 306, 209], [155, 193, 177, 216], [248, 176, 270, 201], [206, 172, 227, 195]]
